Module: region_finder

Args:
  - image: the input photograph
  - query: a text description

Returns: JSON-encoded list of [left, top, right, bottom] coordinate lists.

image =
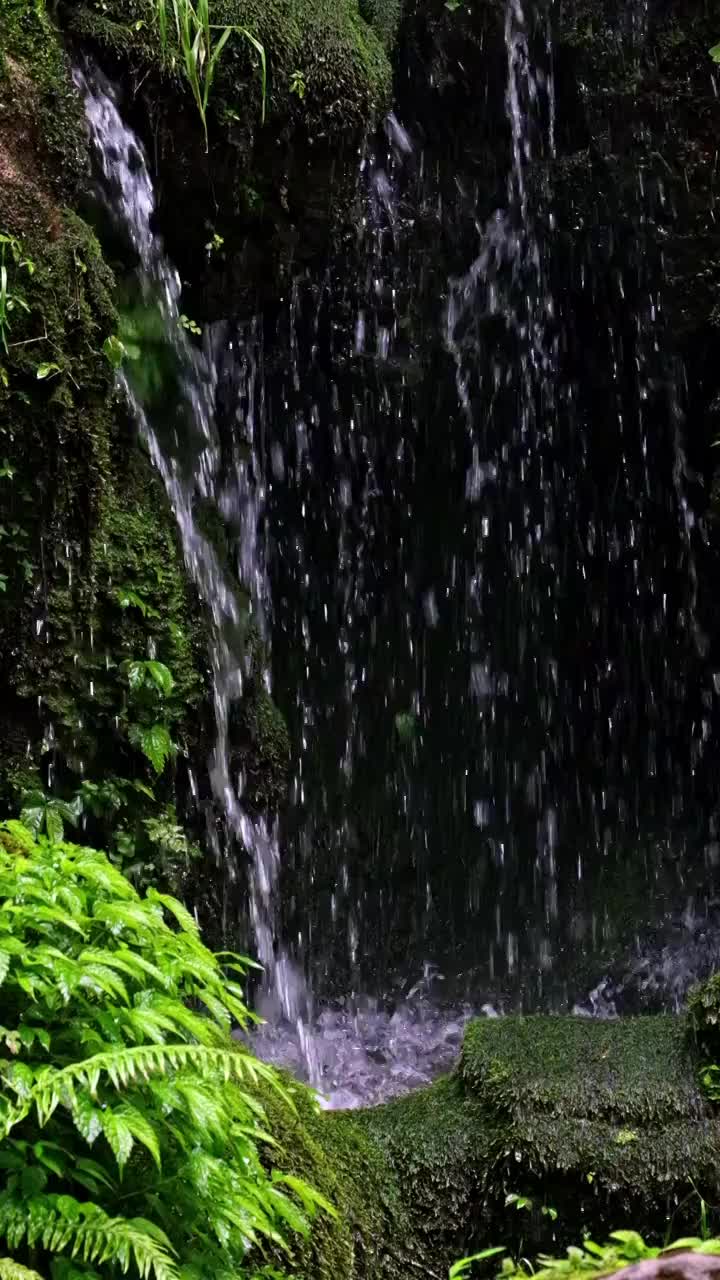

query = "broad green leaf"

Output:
[[102, 334, 127, 368], [19, 806, 44, 838], [146, 888, 196, 934], [144, 661, 174, 697], [139, 725, 173, 775], [44, 808, 64, 845]]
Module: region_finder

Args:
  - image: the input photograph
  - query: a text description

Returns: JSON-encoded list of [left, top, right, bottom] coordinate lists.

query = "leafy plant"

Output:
[[178, 314, 201, 336], [129, 724, 174, 775], [102, 334, 132, 368], [122, 660, 177, 776], [449, 1248, 505, 1278], [150, 0, 266, 148], [700, 1063, 720, 1100], [114, 586, 160, 619], [0, 823, 332, 1278], [19, 790, 82, 843], [289, 70, 306, 100], [77, 780, 195, 893], [125, 660, 175, 700], [35, 361, 62, 381], [465, 1232, 720, 1280], [504, 1194, 558, 1221], [0, 234, 34, 354]]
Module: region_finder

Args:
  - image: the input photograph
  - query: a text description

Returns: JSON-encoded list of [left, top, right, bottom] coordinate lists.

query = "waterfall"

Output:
[[70, 0, 719, 1106], [74, 64, 317, 1078]]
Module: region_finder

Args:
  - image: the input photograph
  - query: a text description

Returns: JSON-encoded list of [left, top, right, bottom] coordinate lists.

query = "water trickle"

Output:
[[75, 64, 317, 1077]]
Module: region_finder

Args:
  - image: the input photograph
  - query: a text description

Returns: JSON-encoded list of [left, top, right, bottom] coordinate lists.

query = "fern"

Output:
[[0, 1194, 178, 1279], [0, 1261, 44, 1280], [0, 824, 330, 1279]]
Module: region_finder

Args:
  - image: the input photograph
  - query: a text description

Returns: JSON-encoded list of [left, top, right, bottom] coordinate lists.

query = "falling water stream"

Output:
[[75, 0, 720, 1108], [75, 65, 319, 1081]]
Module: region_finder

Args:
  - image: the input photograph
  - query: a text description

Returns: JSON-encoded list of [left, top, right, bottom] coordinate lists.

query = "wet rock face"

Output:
[[402, 0, 720, 344], [62, 0, 396, 321]]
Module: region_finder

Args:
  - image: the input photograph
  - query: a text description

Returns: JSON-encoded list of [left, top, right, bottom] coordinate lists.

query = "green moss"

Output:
[[0, 1, 88, 221], [357, 1075, 495, 1261], [235, 680, 290, 810], [359, 0, 404, 51], [455, 1018, 718, 1235], [259, 1077, 421, 1279], [461, 1015, 704, 1123], [23, 443, 207, 773], [0, 9, 209, 815], [64, 0, 393, 132]]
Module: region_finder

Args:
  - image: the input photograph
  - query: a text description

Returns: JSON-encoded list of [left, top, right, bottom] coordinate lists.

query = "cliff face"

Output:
[[0, 0, 407, 931]]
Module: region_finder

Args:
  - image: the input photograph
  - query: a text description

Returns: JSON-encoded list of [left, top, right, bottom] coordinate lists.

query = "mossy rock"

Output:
[[64, 0, 394, 131], [60, 0, 397, 320], [460, 1015, 705, 1123], [293, 1016, 720, 1275], [462, 1016, 718, 1240], [259, 1075, 423, 1279], [0, 6, 211, 821], [357, 1073, 496, 1262]]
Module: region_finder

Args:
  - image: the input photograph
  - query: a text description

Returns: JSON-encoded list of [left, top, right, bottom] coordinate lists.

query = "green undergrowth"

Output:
[[0, 822, 338, 1279], [450, 1230, 720, 1280], [496, 1231, 720, 1280]]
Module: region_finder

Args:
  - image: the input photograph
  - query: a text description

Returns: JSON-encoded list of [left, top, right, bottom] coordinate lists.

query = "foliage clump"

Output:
[[0, 822, 330, 1279], [688, 974, 720, 1053], [452, 1230, 720, 1280]]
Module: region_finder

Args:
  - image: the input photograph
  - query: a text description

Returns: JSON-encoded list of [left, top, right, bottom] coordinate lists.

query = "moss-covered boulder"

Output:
[[66, 0, 394, 129], [275, 1014, 720, 1278], [457, 1016, 718, 1238], [57, 0, 398, 318]]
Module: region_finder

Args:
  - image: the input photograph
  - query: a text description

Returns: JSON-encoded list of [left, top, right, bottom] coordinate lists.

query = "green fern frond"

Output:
[[0, 1259, 45, 1280], [0, 1195, 178, 1280], [0, 829, 317, 1276], [30, 1044, 281, 1128]]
